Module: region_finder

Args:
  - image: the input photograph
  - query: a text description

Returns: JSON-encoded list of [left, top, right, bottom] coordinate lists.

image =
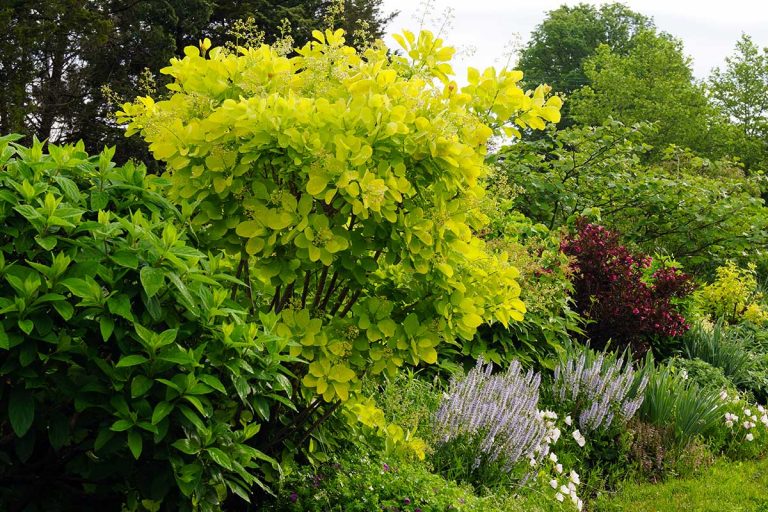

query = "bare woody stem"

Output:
[[312, 266, 329, 310], [301, 270, 312, 309]]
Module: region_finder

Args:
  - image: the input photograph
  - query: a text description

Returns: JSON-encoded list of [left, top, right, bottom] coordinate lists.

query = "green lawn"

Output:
[[593, 458, 768, 512]]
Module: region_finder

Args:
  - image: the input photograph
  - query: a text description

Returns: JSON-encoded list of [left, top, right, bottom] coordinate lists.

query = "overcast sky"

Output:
[[379, 0, 768, 80]]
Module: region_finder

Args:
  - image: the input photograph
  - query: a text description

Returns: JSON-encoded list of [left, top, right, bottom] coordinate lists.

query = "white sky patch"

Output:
[[380, 0, 768, 82]]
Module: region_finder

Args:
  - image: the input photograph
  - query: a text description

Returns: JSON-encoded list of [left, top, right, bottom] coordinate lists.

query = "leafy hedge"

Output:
[[0, 136, 292, 510]]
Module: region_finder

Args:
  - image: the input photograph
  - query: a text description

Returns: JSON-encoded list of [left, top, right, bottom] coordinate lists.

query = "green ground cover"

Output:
[[594, 458, 768, 512]]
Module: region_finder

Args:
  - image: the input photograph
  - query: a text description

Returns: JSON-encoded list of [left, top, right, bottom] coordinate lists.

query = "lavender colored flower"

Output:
[[553, 346, 648, 433], [433, 358, 548, 476], [289, 491, 298, 503]]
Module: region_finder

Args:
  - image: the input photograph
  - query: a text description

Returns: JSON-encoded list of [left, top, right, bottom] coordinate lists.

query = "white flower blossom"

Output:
[[555, 463, 563, 474], [745, 409, 752, 416], [550, 479, 558, 489], [570, 470, 581, 485], [746, 433, 754, 441], [565, 415, 573, 426], [549, 453, 558, 463], [726, 420, 733, 428], [555, 493, 564, 502], [572, 429, 586, 447]]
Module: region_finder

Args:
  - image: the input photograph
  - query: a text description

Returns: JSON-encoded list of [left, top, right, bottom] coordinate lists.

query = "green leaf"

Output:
[[127, 430, 143, 459], [53, 176, 81, 202], [207, 447, 233, 470], [46, 414, 69, 451], [236, 220, 264, 238], [199, 374, 227, 394], [52, 300, 74, 321], [110, 419, 134, 432], [329, 364, 355, 383], [116, 355, 149, 367], [94, 429, 115, 451], [140, 266, 165, 299], [100, 316, 115, 341], [60, 277, 97, 300], [252, 396, 270, 421], [110, 250, 139, 269], [9, 389, 35, 437], [183, 395, 208, 416], [131, 375, 154, 398], [151, 401, 174, 425], [155, 328, 178, 348], [0, 325, 8, 350], [18, 319, 34, 335], [90, 191, 109, 210], [273, 373, 292, 395], [307, 175, 328, 196], [178, 405, 205, 432], [34, 235, 57, 251], [172, 438, 200, 455], [107, 294, 133, 321]]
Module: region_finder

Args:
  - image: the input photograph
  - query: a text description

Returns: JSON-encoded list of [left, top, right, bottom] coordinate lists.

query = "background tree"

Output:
[[709, 34, 768, 171], [0, 0, 395, 163], [516, 2, 652, 126], [569, 30, 722, 155]]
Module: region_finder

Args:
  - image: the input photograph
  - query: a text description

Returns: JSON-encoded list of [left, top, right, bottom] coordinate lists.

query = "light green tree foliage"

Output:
[[496, 121, 768, 273], [119, 30, 561, 423], [709, 34, 768, 171], [570, 31, 721, 154]]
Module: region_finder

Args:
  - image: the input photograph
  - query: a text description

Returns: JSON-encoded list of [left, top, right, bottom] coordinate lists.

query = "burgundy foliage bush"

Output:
[[561, 219, 694, 354]]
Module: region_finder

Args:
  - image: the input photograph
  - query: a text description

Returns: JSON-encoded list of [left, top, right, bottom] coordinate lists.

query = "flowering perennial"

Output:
[[433, 358, 547, 472], [554, 347, 648, 433]]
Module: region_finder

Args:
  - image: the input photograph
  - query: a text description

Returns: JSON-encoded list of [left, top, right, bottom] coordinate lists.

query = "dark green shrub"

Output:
[[0, 137, 294, 510], [638, 361, 725, 449], [667, 357, 737, 395], [680, 321, 751, 387], [265, 451, 550, 512]]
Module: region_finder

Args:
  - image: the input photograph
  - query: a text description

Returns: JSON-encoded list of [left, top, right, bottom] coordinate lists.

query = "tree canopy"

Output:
[[516, 3, 653, 96]]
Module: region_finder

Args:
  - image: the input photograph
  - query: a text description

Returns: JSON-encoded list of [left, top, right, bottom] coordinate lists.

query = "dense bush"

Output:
[[694, 262, 768, 324], [561, 219, 694, 354], [680, 321, 751, 388], [638, 362, 725, 449], [666, 357, 737, 395], [0, 138, 293, 510], [467, 199, 582, 370], [496, 121, 768, 273], [117, 29, 562, 459]]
